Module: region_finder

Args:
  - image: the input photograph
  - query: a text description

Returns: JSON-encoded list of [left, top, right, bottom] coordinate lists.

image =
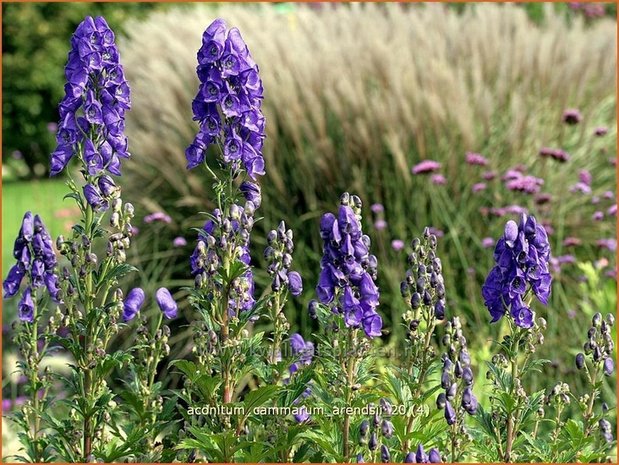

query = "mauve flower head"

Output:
[[427, 227, 444, 238], [472, 182, 486, 193], [569, 182, 592, 195], [562, 108, 582, 125], [563, 237, 581, 247], [593, 211, 604, 221], [596, 239, 617, 251], [482, 170, 497, 181], [583, 3, 605, 18], [534, 193, 552, 205], [505, 173, 544, 194], [594, 126, 608, 137], [173, 236, 187, 247], [51, 16, 130, 177], [391, 239, 405, 251], [603, 190, 614, 200], [186, 19, 265, 179], [539, 147, 570, 163], [317, 193, 382, 338], [431, 174, 447, 185], [482, 214, 551, 328], [370, 203, 384, 213], [608, 204, 617, 216], [412, 160, 441, 175], [579, 169, 592, 186], [156, 287, 178, 319], [482, 237, 495, 249], [144, 212, 172, 224], [373, 219, 387, 231], [123, 287, 145, 322], [465, 151, 488, 166]]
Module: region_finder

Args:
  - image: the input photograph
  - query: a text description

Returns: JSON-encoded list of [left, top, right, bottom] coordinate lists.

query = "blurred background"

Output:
[[2, 0, 617, 450]]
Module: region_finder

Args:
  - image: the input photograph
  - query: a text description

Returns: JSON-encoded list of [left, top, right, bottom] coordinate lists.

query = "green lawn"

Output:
[[3, 179, 78, 276]]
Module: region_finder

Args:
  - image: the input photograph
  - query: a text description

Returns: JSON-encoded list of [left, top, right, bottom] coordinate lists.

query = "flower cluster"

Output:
[[404, 444, 442, 463], [4, 212, 60, 321], [437, 317, 477, 427], [465, 152, 488, 166], [316, 193, 381, 338], [411, 160, 441, 175], [401, 228, 447, 326], [265, 221, 303, 297], [576, 312, 615, 378], [51, 16, 131, 205], [482, 214, 552, 328], [190, 203, 256, 314], [357, 400, 399, 463], [186, 19, 265, 179], [503, 170, 544, 195]]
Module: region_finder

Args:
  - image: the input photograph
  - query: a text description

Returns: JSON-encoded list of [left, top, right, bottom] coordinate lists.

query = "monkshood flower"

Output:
[[156, 287, 178, 319], [404, 444, 442, 463], [190, 203, 255, 314], [186, 19, 265, 179], [51, 16, 130, 178], [4, 212, 60, 321], [123, 287, 145, 322], [316, 192, 382, 338], [482, 214, 552, 329]]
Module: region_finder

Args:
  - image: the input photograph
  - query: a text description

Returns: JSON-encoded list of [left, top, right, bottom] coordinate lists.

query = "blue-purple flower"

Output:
[[186, 19, 265, 179], [316, 194, 382, 338], [482, 214, 552, 329], [156, 287, 178, 319], [123, 287, 145, 322], [51, 16, 130, 177], [3, 212, 60, 316]]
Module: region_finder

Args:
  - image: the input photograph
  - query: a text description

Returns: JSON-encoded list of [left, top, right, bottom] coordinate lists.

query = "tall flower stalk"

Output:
[[480, 214, 551, 462], [47, 16, 139, 461], [311, 192, 381, 461], [4, 212, 60, 462]]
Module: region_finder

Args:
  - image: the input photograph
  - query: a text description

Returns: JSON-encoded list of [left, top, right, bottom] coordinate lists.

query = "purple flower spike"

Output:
[[428, 449, 441, 463], [51, 16, 130, 176], [156, 287, 178, 319], [123, 287, 145, 322], [187, 19, 265, 178], [316, 194, 382, 338], [482, 214, 551, 328]]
